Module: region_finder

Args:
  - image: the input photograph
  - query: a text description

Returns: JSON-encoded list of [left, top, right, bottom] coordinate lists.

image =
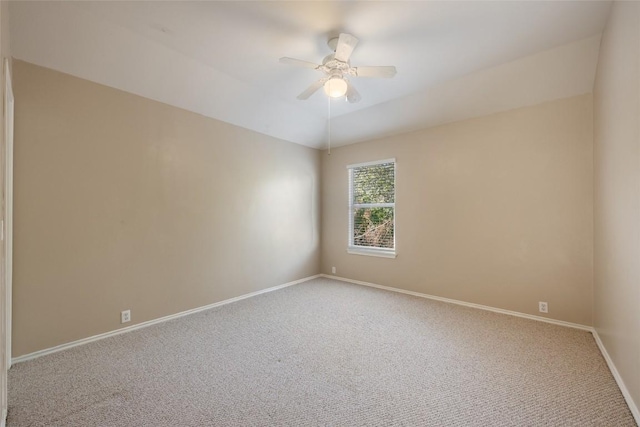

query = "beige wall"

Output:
[[1, 1, 9, 64], [593, 1, 640, 415], [322, 94, 594, 326], [12, 60, 320, 357]]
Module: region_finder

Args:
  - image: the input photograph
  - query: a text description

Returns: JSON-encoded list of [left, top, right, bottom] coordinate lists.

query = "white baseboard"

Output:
[[321, 273, 639, 424], [320, 274, 591, 331], [1, 408, 6, 427], [592, 330, 640, 424], [12, 274, 321, 365]]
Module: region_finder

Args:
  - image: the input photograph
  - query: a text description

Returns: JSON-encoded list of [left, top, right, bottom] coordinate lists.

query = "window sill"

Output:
[[347, 247, 397, 259]]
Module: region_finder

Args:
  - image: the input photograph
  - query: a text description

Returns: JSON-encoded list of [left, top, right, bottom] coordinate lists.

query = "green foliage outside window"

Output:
[[351, 163, 395, 249]]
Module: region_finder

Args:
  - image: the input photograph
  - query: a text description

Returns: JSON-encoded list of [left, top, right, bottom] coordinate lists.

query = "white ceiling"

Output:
[[10, 1, 611, 149]]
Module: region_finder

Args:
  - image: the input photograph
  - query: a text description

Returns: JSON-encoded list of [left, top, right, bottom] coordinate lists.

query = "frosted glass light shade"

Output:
[[324, 77, 348, 98]]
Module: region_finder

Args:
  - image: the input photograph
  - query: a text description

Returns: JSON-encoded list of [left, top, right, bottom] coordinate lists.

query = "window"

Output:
[[347, 159, 396, 258]]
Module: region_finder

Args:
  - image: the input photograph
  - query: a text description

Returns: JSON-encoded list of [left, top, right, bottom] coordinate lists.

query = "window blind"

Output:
[[348, 159, 395, 252]]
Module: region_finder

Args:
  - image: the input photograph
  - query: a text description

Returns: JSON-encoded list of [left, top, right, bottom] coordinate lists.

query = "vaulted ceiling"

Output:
[[10, 1, 611, 149]]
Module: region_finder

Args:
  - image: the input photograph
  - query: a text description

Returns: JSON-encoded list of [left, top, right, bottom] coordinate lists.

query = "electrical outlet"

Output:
[[539, 302, 548, 313], [331, 266, 336, 274], [121, 310, 131, 324]]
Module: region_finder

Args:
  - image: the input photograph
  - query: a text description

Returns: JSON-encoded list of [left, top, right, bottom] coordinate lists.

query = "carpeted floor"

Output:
[[8, 278, 637, 426]]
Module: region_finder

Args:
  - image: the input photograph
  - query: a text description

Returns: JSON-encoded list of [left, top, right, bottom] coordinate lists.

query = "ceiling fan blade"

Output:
[[297, 77, 329, 100], [346, 82, 361, 104], [354, 66, 397, 78], [279, 57, 321, 70], [334, 33, 359, 62]]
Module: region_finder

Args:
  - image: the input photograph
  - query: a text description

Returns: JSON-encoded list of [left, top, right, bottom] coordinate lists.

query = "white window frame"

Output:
[[347, 158, 396, 258]]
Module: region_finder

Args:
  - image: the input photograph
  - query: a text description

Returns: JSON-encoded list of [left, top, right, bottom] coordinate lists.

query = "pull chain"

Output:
[[327, 95, 331, 155]]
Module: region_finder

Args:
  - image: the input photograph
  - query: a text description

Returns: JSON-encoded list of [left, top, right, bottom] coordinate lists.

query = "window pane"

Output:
[[353, 163, 395, 204], [352, 207, 394, 248]]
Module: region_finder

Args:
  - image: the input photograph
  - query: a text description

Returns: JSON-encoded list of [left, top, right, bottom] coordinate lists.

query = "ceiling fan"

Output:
[[279, 33, 397, 103]]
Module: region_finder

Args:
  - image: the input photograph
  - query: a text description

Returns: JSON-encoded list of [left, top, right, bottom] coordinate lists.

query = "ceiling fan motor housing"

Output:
[[321, 54, 351, 77], [322, 54, 336, 65]]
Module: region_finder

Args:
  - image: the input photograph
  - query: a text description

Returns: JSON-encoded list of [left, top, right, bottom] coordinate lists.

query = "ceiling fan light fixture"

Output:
[[282, 33, 396, 103], [323, 77, 348, 98]]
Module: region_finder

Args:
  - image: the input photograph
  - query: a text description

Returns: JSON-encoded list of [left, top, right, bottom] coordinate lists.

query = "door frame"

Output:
[[4, 58, 12, 371], [0, 56, 12, 427]]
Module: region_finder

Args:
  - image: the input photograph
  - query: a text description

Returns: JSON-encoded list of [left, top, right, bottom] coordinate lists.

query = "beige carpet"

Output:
[[8, 278, 637, 426]]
